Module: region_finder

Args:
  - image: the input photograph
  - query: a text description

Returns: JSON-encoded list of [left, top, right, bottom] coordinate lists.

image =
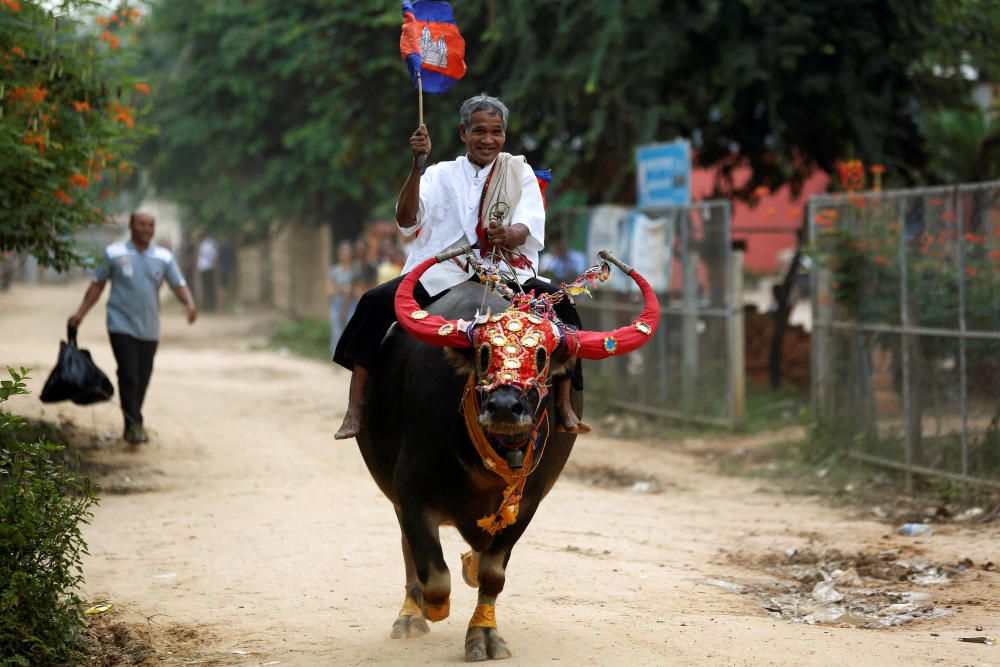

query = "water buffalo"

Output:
[[354, 247, 659, 661]]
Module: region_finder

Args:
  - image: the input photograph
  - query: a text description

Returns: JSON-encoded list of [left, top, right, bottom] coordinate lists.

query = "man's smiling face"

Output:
[[460, 110, 506, 167]]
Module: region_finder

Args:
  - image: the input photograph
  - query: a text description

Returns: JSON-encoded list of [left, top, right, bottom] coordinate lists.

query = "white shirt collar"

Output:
[[462, 154, 496, 180]]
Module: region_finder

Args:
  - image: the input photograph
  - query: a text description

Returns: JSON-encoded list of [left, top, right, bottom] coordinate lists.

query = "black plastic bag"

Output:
[[40, 326, 114, 405]]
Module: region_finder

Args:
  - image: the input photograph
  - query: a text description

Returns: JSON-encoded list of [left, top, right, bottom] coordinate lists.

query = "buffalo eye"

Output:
[[478, 344, 492, 374], [534, 347, 548, 375]]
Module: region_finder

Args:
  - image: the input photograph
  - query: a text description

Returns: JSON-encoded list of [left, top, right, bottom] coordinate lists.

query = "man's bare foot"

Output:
[[334, 410, 361, 440], [556, 404, 592, 434]]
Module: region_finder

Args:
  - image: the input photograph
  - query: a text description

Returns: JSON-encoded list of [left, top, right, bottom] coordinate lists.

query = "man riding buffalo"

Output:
[[333, 94, 589, 439]]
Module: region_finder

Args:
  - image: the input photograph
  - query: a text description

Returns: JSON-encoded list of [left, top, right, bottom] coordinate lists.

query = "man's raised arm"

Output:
[[395, 124, 432, 229]]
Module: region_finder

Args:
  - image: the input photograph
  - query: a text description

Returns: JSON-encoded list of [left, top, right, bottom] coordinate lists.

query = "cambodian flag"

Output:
[[400, 1, 467, 93]]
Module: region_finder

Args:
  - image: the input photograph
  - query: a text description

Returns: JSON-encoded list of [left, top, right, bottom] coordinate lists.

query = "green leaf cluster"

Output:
[[0, 1, 149, 272], [134, 0, 1000, 239], [0, 368, 99, 666]]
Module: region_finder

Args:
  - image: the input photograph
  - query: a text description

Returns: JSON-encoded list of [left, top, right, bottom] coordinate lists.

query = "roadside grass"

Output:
[[716, 425, 999, 525], [268, 317, 331, 362]]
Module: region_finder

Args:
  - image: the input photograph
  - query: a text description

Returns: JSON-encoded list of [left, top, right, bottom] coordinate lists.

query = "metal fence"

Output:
[[809, 181, 1000, 486], [548, 200, 743, 428]]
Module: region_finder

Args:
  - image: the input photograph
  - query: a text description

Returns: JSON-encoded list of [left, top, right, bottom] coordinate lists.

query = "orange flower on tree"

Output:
[[109, 35, 120, 49], [966, 266, 977, 278], [54, 189, 72, 204], [874, 255, 888, 266], [73, 101, 91, 113], [134, 82, 150, 95], [111, 102, 135, 128], [988, 250, 1000, 261], [22, 131, 46, 151], [11, 45, 24, 57], [837, 159, 866, 191], [69, 173, 90, 189], [2, 0, 23, 11]]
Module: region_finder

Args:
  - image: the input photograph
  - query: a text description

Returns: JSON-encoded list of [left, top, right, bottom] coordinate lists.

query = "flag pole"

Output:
[[417, 71, 426, 167], [417, 71, 424, 125]]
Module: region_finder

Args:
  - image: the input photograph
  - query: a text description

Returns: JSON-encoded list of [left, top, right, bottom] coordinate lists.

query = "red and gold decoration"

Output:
[[394, 249, 660, 534]]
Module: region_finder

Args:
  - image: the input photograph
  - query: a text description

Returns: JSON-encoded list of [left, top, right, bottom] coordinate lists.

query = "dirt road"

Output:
[[3, 281, 999, 666]]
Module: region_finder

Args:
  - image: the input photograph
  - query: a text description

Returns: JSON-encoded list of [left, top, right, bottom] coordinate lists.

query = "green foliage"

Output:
[[921, 107, 1000, 184], [133, 0, 1000, 239], [0, 368, 99, 666], [0, 1, 148, 272], [270, 317, 333, 361]]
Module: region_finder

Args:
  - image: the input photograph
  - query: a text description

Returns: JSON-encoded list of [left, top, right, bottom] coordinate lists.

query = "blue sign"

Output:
[[636, 141, 691, 209]]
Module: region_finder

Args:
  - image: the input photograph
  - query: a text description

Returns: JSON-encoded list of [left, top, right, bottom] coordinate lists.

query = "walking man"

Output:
[[68, 212, 197, 443]]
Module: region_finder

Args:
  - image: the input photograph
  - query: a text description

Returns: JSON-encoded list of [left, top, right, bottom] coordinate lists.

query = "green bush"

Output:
[[270, 318, 333, 361], [0, 368, 99, 666]]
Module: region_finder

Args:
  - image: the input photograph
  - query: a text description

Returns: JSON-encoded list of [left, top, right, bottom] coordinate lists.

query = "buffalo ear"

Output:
[[443, 347, 475, 376], [549, 350, 575, 379]]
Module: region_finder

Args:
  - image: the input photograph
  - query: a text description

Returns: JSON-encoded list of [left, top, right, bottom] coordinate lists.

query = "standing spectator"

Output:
[[196, 234, 219, 312], [217, 236, 237, 312], [539, 229, 587, 284], [350, 237, 377, 304], [375, 241, 405, 284], [327, 240, 355, 357], [67, 212, 197, 444]]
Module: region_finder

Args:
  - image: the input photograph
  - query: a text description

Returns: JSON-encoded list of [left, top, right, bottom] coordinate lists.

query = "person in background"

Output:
[[196, 234, 219, 312], [350, 237, 378, 307], [539, 229, 587, 284], [375, 240, 405, 284], [217, 236, 237, 312], [68, 212, 197, 444], [328, 240, 355, 357]]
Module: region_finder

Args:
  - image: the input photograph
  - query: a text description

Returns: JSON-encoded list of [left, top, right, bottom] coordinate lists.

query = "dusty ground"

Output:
[[2, 280, 999, 667]]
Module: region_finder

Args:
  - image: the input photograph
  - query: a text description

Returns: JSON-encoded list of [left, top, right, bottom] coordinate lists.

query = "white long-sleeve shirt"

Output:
[[398, 155, 545, 296]]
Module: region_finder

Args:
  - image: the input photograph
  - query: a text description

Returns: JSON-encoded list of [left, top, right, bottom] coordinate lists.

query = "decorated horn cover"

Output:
[[564, 269, 660, 359], [394, 253, 661, 379]]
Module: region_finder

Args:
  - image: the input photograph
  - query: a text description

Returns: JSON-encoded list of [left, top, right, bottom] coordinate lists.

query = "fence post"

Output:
[[729, 239, 746, 428], [681, 210, 699, 414], [956, 187, 969, 475], [809, 201, 832, 424], [898, 196, 914, 491]]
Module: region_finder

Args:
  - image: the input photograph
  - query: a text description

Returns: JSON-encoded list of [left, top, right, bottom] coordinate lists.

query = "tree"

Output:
[[0, 1, 147, 271], [134, 0, 999, 239]]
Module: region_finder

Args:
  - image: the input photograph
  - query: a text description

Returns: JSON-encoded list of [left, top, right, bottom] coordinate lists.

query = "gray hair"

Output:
[[459, 94, 509, 129]]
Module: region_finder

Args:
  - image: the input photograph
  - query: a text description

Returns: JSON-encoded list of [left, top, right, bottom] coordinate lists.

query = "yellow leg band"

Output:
[[468, 603, 497, 629], [425, 600, 450, 622], [398, 595, 422, 618]]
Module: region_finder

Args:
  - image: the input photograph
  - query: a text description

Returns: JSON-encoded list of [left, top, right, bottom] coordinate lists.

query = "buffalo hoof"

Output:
[[390, 614, 430, 639], [465, 627, 511, 661]]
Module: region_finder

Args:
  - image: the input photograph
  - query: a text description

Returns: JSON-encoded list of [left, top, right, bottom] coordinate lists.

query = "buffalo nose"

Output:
[[483, 391, 527, 423]]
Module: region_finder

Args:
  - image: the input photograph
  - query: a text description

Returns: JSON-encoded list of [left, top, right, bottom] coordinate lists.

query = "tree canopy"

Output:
[[0, 1, 147, 270], [133, 0, 999, 240]]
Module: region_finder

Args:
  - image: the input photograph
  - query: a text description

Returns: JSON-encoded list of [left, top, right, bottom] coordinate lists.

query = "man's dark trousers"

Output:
[[109, 333, 158, 431]]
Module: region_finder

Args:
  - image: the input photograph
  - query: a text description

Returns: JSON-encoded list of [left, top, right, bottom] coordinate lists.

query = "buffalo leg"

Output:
[[399, 506, 451, 622], [391, 524, 430, 639], [464, 551, 511, 661]]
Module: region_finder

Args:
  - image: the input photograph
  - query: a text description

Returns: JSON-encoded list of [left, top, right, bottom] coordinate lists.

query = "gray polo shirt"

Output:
[[93, 240, 186, 341]]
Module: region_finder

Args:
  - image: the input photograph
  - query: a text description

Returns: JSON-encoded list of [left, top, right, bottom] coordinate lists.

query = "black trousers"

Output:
[[333, 274, 583, 390], [109, 333, 158, 430]]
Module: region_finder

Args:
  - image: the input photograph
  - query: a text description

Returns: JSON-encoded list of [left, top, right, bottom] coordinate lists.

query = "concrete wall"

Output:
[[268, 221, 331, 320]]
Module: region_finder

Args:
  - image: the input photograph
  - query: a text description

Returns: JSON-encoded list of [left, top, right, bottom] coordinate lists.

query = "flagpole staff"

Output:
[[417, 72, 426, 167]]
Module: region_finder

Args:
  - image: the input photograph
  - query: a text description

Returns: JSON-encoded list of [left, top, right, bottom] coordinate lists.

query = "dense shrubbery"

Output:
[[0, 368, 99, 666]]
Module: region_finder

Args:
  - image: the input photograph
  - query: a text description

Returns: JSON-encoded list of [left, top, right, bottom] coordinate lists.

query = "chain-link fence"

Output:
[[809, 181, 1000, 486], [548, 200, 743, 427]]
